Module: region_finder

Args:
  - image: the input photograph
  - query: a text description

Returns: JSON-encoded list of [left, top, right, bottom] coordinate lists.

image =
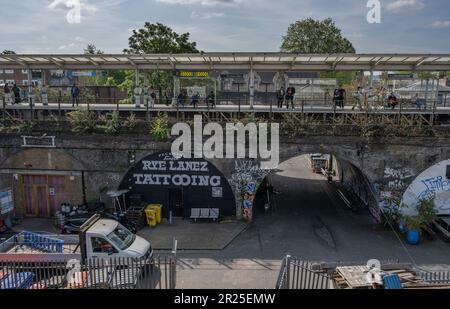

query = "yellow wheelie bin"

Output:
[[145, 207, 157, 227], [148, 204, 163, 224]]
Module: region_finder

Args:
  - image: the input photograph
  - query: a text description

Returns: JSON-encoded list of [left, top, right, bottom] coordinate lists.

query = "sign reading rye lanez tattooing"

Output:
[[120, 153, 235, 217], [133, 158, 222, 187]]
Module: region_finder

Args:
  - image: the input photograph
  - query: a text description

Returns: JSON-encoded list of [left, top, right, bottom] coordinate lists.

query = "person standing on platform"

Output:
[[12, 84, 21, 104], [276, 86, 285, 109], [285, 86, 296, 109], [71, 83, 80, 107], [3, 83, 11, 105]]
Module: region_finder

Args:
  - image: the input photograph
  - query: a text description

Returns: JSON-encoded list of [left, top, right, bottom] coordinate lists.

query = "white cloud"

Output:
[[431, 20, 450, 28], [386, 0, 425, 13], [58, 42, 77, 50], [48, 0, 99, 13], [191, 11, 225, 19], [156, 0, 240, 6]]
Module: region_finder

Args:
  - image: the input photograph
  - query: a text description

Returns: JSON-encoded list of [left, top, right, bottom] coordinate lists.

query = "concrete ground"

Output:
[[5, 155, 450, 289], [11, 218, 59, 234], [177, 156, 450, 264], [138, 218, 247, 250], [172, 155, 450, 288]]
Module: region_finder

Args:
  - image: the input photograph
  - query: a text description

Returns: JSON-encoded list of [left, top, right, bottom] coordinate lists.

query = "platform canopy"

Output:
[[1, 53, 450, 71]]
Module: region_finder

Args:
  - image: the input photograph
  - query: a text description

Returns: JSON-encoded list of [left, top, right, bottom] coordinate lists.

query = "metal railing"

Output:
[[276, 255, 333, 289], [0, 255, 177, 289], [418, 271, 450, 284]]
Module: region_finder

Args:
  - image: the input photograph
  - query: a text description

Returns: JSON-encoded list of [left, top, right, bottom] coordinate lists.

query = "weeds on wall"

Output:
[[67, 109, 97, 134], [149, 112, 169, 141], [98, 111, 121, 134]]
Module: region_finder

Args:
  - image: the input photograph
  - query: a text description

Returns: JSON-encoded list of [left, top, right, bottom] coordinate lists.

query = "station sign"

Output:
[[177, 71, 209, 78], [68, 70, 97, 77]]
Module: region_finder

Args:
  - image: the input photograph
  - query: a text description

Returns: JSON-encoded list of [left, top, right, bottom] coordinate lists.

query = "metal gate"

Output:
[[0, 255, 177, 289], [276, 255, 333, 289]]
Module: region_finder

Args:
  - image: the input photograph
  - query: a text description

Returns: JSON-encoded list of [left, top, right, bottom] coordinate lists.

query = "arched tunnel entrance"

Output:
[[245, 154, 381, 256]]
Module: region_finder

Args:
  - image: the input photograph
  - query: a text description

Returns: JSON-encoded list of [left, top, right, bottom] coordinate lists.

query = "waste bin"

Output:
[[145, 208, 157, 227], [148, 204, 163, 224]]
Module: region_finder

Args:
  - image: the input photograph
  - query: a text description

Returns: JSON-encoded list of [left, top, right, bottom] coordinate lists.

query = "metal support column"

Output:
[[134, 69, 141, 108], [249, 61, 255, 109]]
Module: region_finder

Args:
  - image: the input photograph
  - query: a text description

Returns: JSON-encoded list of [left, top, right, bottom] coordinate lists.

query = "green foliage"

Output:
[[149, 113, 169, 141], [84, 44, 104, 55], [123, 113, 138, 133], [1, 50, 16, 55], [281, 18, 356, 53], [67, 109, 97, 134], [402, 196, 437, 231], [98, 111, 121, 134], [124, 22, 199, 54], [119, 22, 200, 101]]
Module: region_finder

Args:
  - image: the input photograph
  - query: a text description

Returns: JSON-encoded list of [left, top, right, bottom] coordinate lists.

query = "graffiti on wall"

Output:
[[383, 167, 414, 190], [402, 159, 450, 216], [230, 160, 271, 221], [378, 166, 415, 221]]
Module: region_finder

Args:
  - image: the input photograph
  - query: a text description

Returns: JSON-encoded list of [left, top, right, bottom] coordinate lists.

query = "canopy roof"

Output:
[[397, 81, 450, 93], [1, 53, 450, 71]]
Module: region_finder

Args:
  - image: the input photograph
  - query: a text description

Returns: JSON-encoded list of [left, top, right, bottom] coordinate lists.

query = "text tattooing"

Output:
[[133, 159, 221, 187], [171, 115, 280, 170]]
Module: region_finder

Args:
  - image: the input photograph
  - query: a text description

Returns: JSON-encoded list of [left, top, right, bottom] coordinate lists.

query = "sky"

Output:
[[0, 0, 449, 54]]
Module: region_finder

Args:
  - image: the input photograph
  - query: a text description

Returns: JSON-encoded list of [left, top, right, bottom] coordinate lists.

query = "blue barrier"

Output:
[[21, 232, 64, 253], [0, 272, 34, 289]]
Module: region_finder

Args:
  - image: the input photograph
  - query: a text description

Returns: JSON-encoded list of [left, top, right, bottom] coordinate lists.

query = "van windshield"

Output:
[[107, 223, 136, 251]]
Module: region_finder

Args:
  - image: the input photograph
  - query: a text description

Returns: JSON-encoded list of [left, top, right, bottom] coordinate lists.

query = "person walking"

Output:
[[276, 86, 285, 109], [352, 87, 364, 110], [12, 84, 21, 104], [191, 92, 200, 109], [285, 86, 295, 109], [414, 93, 422, 110], [3, 83, 11, 105], [71, 84, 80, 107], [206, 91, 215, 109]]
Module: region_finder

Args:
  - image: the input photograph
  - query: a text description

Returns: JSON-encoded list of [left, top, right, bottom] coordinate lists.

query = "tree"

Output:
[[124, 22, 198, 54], [281, 18, 355, 54], [1, 50, 16, 55], [84, 44, 104, 55], [120, 22, 199, 101]]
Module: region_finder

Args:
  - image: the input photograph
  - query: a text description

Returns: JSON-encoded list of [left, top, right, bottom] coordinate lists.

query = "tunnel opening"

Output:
[[238, 153, 386, 259], [252, 154, 377, 220]]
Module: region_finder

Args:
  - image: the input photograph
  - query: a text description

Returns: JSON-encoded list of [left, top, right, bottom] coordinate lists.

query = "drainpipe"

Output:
[[81, 171, 87, 204]]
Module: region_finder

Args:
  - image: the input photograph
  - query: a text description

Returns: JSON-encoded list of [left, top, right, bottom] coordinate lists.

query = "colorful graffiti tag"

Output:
[[401, 159, 450, 216], [230, 160, 270, 221]]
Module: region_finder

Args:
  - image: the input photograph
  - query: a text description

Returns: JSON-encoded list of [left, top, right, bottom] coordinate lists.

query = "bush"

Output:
[[402, 196, 437, 231], [123, 113, 138, 133], [67, 109, 97, 134], [98, 111, 121, 134], [149, 113, 169, 141]]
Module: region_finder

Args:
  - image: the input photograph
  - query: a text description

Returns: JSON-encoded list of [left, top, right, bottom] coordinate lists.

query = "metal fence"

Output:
[[0, 255, 176, 289], [418, 271, 450, 284], [276, 255, 333, 289]]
